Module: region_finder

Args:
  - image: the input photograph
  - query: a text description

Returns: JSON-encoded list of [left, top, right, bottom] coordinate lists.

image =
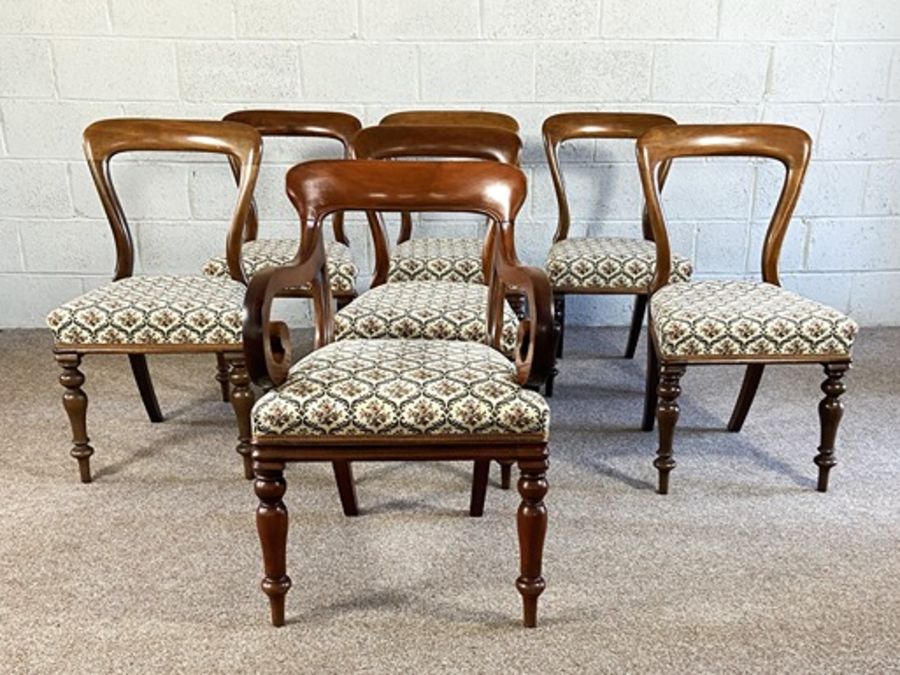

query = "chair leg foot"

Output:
[[255, 463, 291, 627], [469, 460, 490, 517], [215, 352, 230, 402], [128, 354, 163, 423], [727, 364, 765, 432], [227, 354, 255, 480], [57, 353, 95, 483], [332, 461, 359, 516], [624, 295, 647, 359], [815, 362, 848, 492], [516, 457, 548, 628], [655, 364, 685, 495]]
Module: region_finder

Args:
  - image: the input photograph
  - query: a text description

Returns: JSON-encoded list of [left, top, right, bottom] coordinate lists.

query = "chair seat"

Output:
[[545, 237, 692, 291], [335, 281, 519, 357], [252, 339, 550, 438], [46, 275, 245, 346], [202, 238, 358, 294], [388, 237, 484, 283], [651, 280, 859, 360]]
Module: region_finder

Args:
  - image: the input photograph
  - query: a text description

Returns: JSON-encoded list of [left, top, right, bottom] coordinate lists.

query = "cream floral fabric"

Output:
[[334, 281, 519, 357], [202, 238, 358, 293], [545, 237, 692, 291], [46, 275, 245, 345], [388, 237, 485, 283], [651, 280, 858, 360], [252, 339, 550, 438]]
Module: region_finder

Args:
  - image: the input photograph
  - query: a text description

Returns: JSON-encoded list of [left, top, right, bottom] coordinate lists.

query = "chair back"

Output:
[[223, 110, 362, 244], [636, 123, 812, 291], [83, 118, 261, 282], [542, 112, 677, 242], [380, 109, 520, 133]]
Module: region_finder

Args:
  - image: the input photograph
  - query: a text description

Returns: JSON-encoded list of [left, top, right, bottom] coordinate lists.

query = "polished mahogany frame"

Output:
[[240, 159, 554, 628], [637, 124, 850, 494], [56, 118, 261, 482], [380, 109, 520, 133], [542, 112, 677, 395], [222, 110, 362, 305]]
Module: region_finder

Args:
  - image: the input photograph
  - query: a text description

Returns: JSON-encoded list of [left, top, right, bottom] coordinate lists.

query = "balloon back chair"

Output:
[[346, 123, 527, 514], [46, 119, 261, 482], [239, 159, 554, 627], [637, 124, 858, 494], [542, 112, 687, 396]]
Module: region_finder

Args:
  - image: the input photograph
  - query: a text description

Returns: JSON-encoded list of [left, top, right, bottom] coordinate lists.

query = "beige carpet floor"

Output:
[[0, 326, 897, 673]]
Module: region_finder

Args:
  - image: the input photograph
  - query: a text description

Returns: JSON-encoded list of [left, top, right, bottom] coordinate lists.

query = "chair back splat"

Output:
[[636, 123, 811, 290], [83, 118, 261, 283]]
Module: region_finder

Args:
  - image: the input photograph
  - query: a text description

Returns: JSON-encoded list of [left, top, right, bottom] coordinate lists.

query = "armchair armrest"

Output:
[[242, 236, 333, 388]]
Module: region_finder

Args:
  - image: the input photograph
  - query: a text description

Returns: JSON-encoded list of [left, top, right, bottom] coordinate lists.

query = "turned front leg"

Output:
[[516, 457, 549, 628], [227, 354, 255, 480], [255, 463, 291, 627], [56, 353, 94, 483], [214, 353, 230, 402], [655, 364, 685, 495], [816, 362, 849, 492]]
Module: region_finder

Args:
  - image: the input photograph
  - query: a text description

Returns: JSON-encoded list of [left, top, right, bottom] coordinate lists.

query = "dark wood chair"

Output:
[[376, 110, 520, 285], [637, 124, 859, 494], [347, 123, 526, 514], [240, 159, 554, 627], [46, 119, 261, 482], [201, 110, 362, 309], [542, 113, 689, 396]]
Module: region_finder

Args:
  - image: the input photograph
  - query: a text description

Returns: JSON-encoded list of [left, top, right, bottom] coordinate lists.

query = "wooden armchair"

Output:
[[346, 124, 526, 512], [377, 110, 521, 285], [542, 112, 688, 396], [46, 119, 261, 482], [240, 159, 554, 627], [637, 124, 858, 494], [201, 110, 362, 308]]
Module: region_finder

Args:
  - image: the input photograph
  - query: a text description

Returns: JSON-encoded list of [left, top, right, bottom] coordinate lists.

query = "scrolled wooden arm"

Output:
[[488, 222, 555, 387], [243, 231, 333, 388]]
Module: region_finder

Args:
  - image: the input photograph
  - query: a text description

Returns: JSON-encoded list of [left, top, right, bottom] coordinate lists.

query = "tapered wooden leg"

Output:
[[655, 364, 685, 495], [553, 294, 565, 359], [641, 335, 660, 432], [727, 364, 765, 432], [815, 362, 849, 493], [128, 354, 163, 423], [215, 352, 230, 402], [516, 456, 549, 628], [624, 295, 648, 359], [498, 459, 513, 490], [227, 354, 255, 480], [331, 461, 359, 516], [255, 463, 291, 627], [544, 367, 557, 398], [56, 353, 94, 483], [469, 460, 490, 517]]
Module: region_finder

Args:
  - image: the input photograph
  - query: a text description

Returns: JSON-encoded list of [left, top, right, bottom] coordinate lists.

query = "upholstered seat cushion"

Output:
[[545, 237, 692, 291], [202, 238, 357, 294], [252, 339, 550, 438], [46, 275, 245, 345], [651, 280, 859, 360], [388, 237, 484, 283], [334, 281, 519, 357]]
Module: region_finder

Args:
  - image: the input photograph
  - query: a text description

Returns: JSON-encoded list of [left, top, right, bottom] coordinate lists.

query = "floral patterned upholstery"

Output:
[[202, 238, 358, 294], [651, 280, 858, 360], [388, 237, 484, 283], [252, 339, 550, 438], [46, 275, 245, 345], [545, 237, 692, 291], [334, 281, 519, 357]]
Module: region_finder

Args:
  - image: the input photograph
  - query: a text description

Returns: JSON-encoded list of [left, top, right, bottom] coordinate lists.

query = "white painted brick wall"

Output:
[[0, 0, 898, 328]]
